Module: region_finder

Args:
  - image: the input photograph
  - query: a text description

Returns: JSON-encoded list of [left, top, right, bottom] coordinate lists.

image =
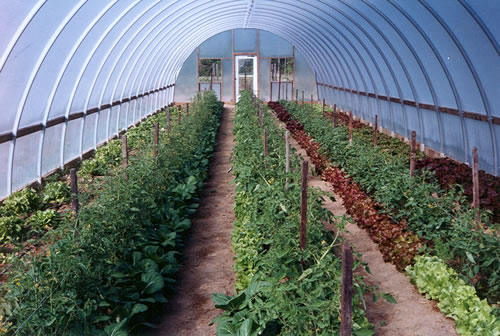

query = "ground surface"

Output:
[[154, 104, 458, 336], [154, 106, 236, 336], [279, 117, 458, 336]]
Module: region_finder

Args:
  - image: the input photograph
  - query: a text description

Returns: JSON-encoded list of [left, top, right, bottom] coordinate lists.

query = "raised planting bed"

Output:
[[272, 101, 499, 306], [0, 92, 223, 335], [211, 91, 374, 335]]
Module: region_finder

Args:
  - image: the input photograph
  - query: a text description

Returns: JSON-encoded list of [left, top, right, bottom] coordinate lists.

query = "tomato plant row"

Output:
[[273, 101, 499, 305], [211, 92, 374, 336], [0, 92, 223, 335]]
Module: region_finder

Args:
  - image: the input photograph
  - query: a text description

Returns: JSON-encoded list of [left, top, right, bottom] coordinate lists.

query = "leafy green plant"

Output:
[[26, 209, 60, 232], [41, 181, 71, 206], [212, 91, 374, 335], [406, 256, 499, 336], [1, 188, 40, 216], [279, 100, 499, 304], [0, 92, 223, 335], [0, 216, 24, 244]]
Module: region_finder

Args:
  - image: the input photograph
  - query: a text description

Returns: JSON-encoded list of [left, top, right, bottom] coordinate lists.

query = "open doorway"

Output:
[[235, 55, 257, 102]]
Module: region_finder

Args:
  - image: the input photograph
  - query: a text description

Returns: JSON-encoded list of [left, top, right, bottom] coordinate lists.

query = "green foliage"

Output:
[[406, 256, 499, 336], [0, 216, 24, 244], [1, 188, 40, 216], [0, 92, 223, 335], [41, 182, 71, 205], [212, 91, 373, 335], [282, 101, 500, 304], [26, 209, 60, 232]]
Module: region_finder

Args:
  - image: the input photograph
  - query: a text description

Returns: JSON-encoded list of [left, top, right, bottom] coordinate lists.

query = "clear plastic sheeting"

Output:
[[0, 0, 498, 199]]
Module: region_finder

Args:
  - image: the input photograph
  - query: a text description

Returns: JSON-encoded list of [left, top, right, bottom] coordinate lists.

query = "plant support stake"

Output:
[[154, 122, 159, 157], [300, 160, 308, 250], [472, 147, 480, 220], [322, 98, 325, 117], [333, 104, 337, 127], [410, 131, 416, 177], [341, 244, 353, 336], [70, 168, 79, 215], [167, 109, 171, 134], [348, 111, 353, 145], [373, 115, 378, 147], [302, 90, 305, 106], [121, 134, 128, 168]]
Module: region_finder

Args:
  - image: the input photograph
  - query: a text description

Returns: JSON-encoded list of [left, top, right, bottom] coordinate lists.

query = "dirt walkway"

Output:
[[275, 117, 458, 336], [154, 105, 236, 336]]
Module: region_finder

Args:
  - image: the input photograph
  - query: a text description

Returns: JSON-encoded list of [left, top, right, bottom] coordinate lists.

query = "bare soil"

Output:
[[154, 106, 236, 336], [282, 120, 458, 336]]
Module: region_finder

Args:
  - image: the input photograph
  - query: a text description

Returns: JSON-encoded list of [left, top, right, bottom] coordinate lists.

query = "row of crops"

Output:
[[268, 100, 499, 335], [210, 91, 376, 335], [0, 92, 223, 335]]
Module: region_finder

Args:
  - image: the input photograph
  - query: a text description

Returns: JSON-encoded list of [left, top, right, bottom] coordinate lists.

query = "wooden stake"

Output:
[[311, 94, 313, 105], [178, 105, 182, 124], [300, 160, 308, 250], [259, 104, 263, 128], [410, 131, 416, 177], [270, 80, 273, 101], [295, 89, 298, 104], [341, 244, 353, 336], [154, 122, 159, 157], [472, 147, 480, 213], [263, 128, 268, 157], [373, 115, 378, 147], [70, 168, 79, 215], [186, 103, 189, 116], [322, 98, 325, 117], [302, 90, 305, 105], [121, 134, 128, 168], [167, 109, 171, 134], [285, 130, 290, 173], [333, 104, 337, 128], [348, 111, 353, 145]]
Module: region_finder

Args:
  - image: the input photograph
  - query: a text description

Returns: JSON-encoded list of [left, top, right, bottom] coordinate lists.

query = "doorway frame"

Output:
[[233, 53, 258, 102]]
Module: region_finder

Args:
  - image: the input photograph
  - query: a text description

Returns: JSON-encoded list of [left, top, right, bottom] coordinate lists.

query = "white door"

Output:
[[235, 55, 257, 102]]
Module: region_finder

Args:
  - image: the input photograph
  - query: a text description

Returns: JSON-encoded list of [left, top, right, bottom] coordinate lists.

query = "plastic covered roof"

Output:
[[0, 0, 499, 198]]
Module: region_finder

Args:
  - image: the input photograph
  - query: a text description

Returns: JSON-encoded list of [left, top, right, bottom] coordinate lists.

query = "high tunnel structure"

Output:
[[0, 0, 499, 199]]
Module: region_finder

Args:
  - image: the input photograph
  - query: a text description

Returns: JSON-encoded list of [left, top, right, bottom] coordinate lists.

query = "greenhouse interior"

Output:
[[0, 1, 499, 335]]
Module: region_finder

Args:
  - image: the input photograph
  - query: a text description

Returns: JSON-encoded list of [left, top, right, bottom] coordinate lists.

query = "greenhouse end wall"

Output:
[[174, 29, 318, 103]]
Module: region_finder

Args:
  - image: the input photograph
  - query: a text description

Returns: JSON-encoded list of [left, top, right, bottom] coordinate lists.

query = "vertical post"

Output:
[[270, 79, 273, 101], [264, 128, 268, 157], [258, 104, 263, 128], [472, 147, 480, 215], [311, 94, 313, 105], [70, 168, 79, 215], [167, 109, 171, 134], [295, 89, 298, 104], [278, 62, 282, 100], [341, 244, 353, 336], [244, 72, 247, 91], [410, 131, 417, 177], [186, 103, 189, 116], [154, 122, 159, 157], [348, 111, 353, 145], [333, 104, 337, 128], [178, 105, 182, 124], [121, 134, 128, 168], [302, 90, 304, 105], [322, 98, 325, 117], [300, 160, 308, 250], [285, 130, 290, 173], [373, 115, 378, 147]]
